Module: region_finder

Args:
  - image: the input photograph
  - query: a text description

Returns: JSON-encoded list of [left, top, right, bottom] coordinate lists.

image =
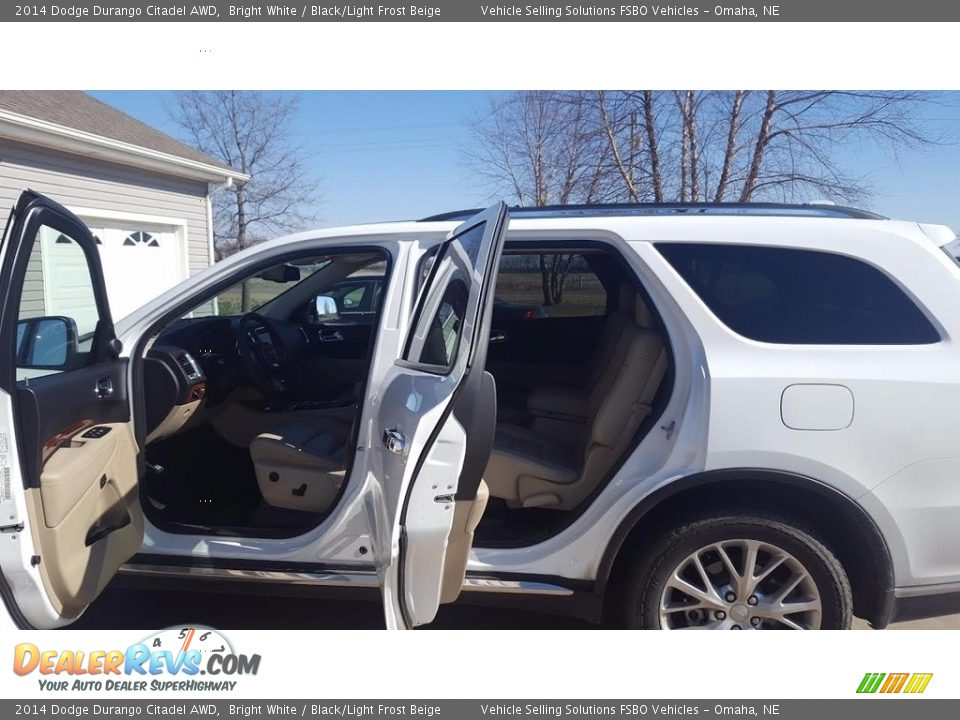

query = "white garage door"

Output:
[[37, 226, 101, 337], [87, 222, 186, 321]]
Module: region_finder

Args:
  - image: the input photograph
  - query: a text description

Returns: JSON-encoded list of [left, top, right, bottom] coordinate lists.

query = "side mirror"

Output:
[[16, 316, 79, 369], [314, 295, 339, 322]]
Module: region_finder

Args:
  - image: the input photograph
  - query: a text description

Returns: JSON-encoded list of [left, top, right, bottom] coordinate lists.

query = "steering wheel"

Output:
[[236, 313, 294, 401]]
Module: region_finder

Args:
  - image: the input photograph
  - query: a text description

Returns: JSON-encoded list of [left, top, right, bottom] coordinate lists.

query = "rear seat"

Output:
[[525, 284, 636, 424], [485, 294, 667, 510]]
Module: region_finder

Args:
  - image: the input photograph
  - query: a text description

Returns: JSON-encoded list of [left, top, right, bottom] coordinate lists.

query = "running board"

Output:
[[119, 562, 575, 596], [461, 576, 574, 596], [119, 563, 379, 588]]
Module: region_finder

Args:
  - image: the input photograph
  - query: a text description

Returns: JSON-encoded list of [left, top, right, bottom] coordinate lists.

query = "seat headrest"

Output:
[[635, 295, 653, 328], [618, 285, 636, 314]]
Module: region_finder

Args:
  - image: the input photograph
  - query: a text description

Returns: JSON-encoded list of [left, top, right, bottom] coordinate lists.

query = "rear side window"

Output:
[[495, 252, 607, 318], [657, 243, 939, 345]]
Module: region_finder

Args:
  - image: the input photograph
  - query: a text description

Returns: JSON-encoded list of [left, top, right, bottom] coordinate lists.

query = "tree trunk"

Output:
[[598, 91, 640, 202], [714, 90, 746, 202], [539, 255, 553, 306], [739, 90, 777, 202], [685, 91, 700, 202], [642, 91, 664, 202], [236, 185, 253, 312]]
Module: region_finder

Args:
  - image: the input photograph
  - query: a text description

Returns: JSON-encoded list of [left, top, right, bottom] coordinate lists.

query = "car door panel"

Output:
[[16, 360, 130, 482], [28, 419, 140, 618], [371, 202, 509, 629], [0, 190, 141, 627]]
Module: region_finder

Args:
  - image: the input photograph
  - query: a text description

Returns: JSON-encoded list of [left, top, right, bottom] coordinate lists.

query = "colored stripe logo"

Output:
[[857, 672, 933, 694]]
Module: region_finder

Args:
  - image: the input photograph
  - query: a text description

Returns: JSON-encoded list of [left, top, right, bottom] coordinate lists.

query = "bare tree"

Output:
[[470, 90, 943, 211], [468, 89, 947, 306], [467, 91, 609, 207], [597, 90, 942, 205], [467, 91, 611, 304], [169, 91, 321, 261]]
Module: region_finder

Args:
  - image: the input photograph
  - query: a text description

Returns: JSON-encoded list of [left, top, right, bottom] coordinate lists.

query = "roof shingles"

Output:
[[0, 90, 236, 173]]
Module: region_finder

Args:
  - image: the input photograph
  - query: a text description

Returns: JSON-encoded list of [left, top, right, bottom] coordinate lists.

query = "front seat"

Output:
[[249, 418, 352, 513], [485, 296, 667, 510]]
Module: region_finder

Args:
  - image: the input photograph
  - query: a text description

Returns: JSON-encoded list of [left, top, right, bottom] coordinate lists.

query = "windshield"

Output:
[[209, 258, 333, 316]]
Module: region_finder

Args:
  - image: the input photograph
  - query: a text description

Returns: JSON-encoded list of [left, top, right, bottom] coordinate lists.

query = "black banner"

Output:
[[3, 1, 958, 22]]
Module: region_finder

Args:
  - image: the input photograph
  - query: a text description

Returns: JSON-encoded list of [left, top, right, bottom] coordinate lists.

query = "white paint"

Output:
[[6, 198, 960, 626], [781, 384, 855, 431]]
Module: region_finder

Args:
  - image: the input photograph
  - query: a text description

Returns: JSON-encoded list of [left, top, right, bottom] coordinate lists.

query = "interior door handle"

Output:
[[382, 428, 406, 455], [319, 330, 344, 342], [489, 331, 507, 344], [94, 377, 114, 399]]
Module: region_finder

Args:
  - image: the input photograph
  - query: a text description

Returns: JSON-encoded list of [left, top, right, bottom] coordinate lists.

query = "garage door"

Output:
[[87, 222, 185, 321], [39, 221, 186, 329], [37, 226, 101, 337]]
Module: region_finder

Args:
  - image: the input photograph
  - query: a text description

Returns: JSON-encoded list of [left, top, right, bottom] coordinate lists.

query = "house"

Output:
[[0, 91, 248, 322]]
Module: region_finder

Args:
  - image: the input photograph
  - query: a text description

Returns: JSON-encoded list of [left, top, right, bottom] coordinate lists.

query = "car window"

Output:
[[416, 279, 468, 367], [657, 243, 939, 345], [341, 284, 366, 310], [495, 252, 606, 318], [209, 258, 332, 316], [15, 225, 102, 380]]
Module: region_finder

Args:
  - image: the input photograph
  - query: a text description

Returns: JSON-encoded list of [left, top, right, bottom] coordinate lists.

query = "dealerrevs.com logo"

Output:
[[857, 672, 933, 694], [13, 626, 261, 692]]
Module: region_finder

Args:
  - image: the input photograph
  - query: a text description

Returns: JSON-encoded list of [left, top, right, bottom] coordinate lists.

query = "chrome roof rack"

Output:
[[419, 202, 886, 223]]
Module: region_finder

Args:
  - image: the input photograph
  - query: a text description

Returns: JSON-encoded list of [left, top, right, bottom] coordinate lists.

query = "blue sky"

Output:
[[91, 91, 960, 230]]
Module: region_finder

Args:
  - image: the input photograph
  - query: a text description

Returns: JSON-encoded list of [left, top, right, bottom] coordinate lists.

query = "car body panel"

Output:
[[4, 200, 960, 628]]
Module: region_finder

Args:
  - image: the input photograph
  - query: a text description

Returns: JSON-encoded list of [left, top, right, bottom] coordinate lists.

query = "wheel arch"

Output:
[[597, 468, 896, 628]]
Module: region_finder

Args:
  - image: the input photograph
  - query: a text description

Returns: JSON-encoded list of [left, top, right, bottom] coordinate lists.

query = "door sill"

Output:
[[121, 554, 579, 596]]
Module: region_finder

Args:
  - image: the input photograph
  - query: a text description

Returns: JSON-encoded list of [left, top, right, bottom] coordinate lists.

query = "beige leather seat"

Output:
[[485, 295, 667, 510], [249, 419, 352, 513], [525, 284, 637, 424]]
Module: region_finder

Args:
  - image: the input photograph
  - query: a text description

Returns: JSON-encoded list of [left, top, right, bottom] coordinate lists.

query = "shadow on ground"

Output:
[[68, 584, 593, 630], [68, 582, 960, 630]]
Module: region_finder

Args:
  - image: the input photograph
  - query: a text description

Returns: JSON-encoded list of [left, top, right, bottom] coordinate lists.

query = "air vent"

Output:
[[175, 352, 202, 382]]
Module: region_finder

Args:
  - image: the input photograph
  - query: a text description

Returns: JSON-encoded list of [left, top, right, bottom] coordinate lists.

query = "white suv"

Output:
[[2, 191, 959, 630]]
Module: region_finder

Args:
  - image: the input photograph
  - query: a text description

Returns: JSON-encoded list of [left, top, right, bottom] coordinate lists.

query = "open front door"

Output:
[[0, 191, 141, 629], [373, 202, 509, 629]]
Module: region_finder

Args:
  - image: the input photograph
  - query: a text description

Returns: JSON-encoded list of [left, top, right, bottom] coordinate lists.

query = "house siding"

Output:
[[0, 138, 211, 318]]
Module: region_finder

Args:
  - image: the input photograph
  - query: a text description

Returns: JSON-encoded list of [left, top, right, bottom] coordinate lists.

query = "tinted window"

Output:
[[457, 223, 485, 267], [657, 243, 938, 345], [417, 279, 468, 367], [495, 252, 606, 318]]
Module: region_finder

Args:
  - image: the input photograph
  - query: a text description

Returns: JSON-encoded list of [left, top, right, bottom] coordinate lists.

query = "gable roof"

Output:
[[0, 91, 248, 184]]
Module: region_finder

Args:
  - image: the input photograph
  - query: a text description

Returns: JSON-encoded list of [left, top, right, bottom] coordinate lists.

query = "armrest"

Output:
[[527, 386, 589, 423]]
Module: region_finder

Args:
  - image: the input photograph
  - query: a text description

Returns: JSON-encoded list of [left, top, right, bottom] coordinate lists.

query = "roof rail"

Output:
[[419, 202, 886, 223]]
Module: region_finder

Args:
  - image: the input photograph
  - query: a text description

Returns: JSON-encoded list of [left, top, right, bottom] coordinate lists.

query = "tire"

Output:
[[623, 513, 852, 630]]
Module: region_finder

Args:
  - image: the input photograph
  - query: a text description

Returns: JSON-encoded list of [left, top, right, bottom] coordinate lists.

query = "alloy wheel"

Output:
[[658, 538, 822, 630]]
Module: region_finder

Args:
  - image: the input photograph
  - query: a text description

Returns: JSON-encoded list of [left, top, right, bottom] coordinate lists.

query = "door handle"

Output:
[[489, 330, 507, 345], [94, 377, 114, 399], [382, 428, 406, 455], [319, 330, 344, 342]]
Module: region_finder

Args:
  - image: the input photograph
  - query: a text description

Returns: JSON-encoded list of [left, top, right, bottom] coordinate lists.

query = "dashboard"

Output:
[[142, 317, 243, 443]]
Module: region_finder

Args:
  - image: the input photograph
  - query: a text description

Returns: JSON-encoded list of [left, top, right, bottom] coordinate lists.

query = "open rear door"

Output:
[[0, 191, 141, 629], [373, 202, 508, 629]]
